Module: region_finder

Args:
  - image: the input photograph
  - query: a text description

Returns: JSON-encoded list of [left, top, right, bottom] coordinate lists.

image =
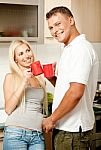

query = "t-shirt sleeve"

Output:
[[68, 46, 93, 85]]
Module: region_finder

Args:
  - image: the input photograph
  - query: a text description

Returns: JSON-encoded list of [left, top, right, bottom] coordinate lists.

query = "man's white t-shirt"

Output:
[[52, 34, 99, 132]]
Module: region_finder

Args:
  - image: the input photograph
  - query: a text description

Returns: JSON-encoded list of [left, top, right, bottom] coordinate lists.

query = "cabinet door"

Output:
[[44, 132, 52, 150], [0, 140, 3, 150], [0, 130, 3, 150], [0, 0, 44, 43], [71, 0, 101, 42], [0, 0, 39, 5]]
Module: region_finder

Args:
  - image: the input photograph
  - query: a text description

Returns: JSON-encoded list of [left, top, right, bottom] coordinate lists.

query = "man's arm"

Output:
[[42, 82, 85, 133]]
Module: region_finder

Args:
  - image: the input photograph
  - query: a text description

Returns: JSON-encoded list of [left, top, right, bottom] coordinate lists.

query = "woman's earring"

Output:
[[15, 60, 18, 63]]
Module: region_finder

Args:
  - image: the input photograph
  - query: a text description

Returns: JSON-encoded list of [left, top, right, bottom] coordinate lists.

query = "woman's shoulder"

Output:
[[4, 73, 13, 82], [3, 73, 14, 89], [5, 73, 13, 78]]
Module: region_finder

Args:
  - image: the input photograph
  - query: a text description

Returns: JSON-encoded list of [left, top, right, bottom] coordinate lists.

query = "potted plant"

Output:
[[47, 92, 53, 116]]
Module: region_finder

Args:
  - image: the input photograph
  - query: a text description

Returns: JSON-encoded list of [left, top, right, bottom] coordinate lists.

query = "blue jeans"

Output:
[[3, 127, 45, 150]]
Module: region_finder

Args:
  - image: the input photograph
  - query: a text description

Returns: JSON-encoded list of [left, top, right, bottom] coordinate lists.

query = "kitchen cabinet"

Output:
[[0, 0, 39, 5], [71, 0, 101, 42], [0, 0, 38, 5], [44, 132, 52, 150], [0, 0, 44, 43], [0, 129, 3, 150]]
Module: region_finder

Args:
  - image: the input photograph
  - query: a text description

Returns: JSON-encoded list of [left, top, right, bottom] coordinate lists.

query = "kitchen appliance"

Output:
[[93, 81, 101, 149]]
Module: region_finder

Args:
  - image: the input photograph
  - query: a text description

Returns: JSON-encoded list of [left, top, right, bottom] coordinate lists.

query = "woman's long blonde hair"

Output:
[[9, 39, 48, 115]]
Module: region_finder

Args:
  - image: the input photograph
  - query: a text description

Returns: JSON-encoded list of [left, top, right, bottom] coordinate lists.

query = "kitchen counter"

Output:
[[93, 104, 101, 121]]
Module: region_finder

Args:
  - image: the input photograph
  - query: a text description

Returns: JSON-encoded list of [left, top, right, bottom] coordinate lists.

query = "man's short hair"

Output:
[[46, 6, 73, 20]]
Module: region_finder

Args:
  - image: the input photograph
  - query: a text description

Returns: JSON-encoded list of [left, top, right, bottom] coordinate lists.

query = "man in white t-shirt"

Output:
[[42, 6, 99, 150]]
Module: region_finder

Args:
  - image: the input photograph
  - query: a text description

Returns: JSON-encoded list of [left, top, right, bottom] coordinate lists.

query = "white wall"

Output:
[[0, 43, 10, 109]]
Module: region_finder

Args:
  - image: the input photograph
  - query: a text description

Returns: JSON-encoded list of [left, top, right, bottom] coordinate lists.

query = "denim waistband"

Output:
[[4, 126, 42, 134]]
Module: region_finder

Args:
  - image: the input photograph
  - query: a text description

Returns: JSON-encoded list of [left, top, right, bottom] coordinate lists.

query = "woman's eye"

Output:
[[26, 49, 31, 52], [56, 22, 61, 26], [19, 52, 23, 56]]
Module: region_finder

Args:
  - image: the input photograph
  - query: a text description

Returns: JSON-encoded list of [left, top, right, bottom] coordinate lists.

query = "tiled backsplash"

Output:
[[0, 42, 101, 109]]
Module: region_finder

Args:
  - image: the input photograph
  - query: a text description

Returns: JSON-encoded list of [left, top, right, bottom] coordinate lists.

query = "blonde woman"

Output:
[[3, 39, 48, 150]]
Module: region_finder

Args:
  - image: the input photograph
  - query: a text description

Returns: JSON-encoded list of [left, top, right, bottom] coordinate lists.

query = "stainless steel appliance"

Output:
[[93, 81, 101, 149]]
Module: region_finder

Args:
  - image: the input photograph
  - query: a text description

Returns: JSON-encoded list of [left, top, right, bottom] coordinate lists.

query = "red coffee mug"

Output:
[[30, 61, 43, 76], [43, 63, 55, 78]]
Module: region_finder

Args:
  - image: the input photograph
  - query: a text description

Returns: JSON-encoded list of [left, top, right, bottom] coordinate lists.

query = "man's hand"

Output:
[[42, 116, 55, 133]]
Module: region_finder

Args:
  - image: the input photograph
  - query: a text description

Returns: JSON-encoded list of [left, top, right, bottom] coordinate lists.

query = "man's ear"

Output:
[[70, 17, 75, 25]]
